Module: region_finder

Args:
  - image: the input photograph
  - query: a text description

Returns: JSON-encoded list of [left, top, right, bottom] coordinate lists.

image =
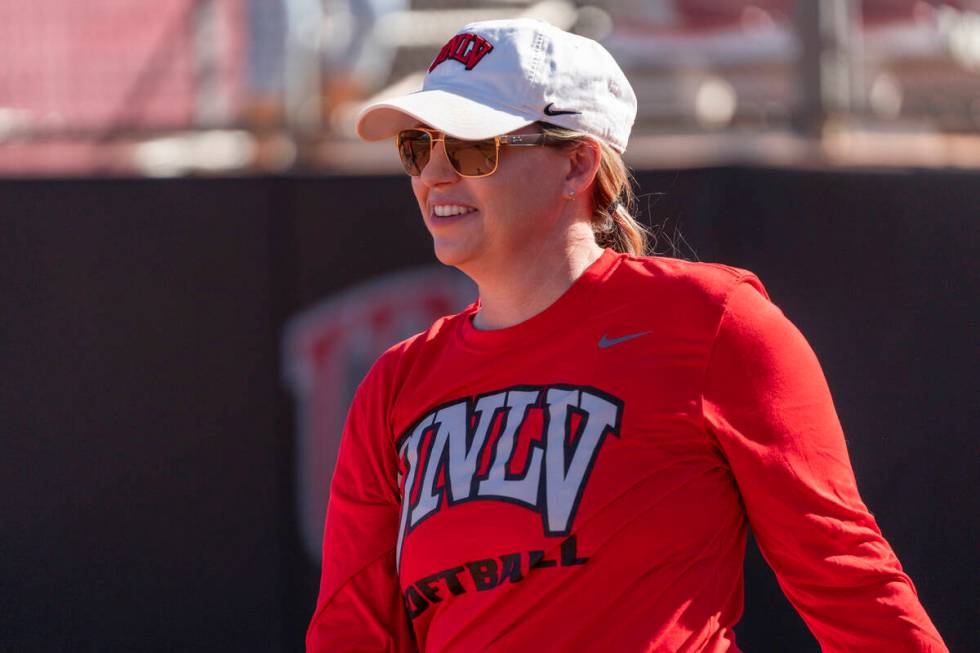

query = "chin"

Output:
[[431, 238, 479, 269]]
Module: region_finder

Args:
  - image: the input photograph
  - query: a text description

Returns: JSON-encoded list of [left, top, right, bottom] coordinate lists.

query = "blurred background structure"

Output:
[[2, 0, 980, 174], [2, 3, 978, 653]]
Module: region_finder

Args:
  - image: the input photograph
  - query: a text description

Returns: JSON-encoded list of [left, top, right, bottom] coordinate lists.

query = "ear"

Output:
[[563, 138, 602, 198]]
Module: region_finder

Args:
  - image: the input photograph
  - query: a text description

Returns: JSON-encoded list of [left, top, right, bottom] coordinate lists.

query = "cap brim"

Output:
[[355, 89, 535, 141]]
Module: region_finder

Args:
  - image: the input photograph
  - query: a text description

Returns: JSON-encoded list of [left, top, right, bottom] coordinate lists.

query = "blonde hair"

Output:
[[538, 122, 649, 256]]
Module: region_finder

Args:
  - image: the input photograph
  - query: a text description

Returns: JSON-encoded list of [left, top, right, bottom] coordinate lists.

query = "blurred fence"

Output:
[[2, 0, 980, 174]]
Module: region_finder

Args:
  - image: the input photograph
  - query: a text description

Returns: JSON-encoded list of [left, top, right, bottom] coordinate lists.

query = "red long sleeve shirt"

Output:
[[306, 249, 947, 652]]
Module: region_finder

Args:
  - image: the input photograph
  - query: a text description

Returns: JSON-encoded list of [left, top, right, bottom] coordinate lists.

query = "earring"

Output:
[[565, 192, 575, 200]]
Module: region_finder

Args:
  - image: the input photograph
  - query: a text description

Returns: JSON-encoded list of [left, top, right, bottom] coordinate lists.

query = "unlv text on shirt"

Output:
[[395, 384, 624, 570]]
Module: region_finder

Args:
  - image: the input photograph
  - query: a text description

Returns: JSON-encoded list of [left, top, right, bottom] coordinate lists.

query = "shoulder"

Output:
[[379, 308, 465, 364], [610, 252, 770, 311], [357, 308, 470, 395]]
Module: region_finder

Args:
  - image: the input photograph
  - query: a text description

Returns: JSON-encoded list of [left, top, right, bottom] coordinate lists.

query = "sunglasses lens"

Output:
[[396, 130, 499, 177], [397, 130, 430, 176], [447, 138, 498, 177]]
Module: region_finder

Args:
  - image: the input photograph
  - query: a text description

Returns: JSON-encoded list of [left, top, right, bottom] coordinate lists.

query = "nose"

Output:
[[418, 138, 459, 187]]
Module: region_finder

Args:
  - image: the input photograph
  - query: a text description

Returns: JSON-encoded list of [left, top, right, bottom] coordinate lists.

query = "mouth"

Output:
[[429, 204, 478, 224]]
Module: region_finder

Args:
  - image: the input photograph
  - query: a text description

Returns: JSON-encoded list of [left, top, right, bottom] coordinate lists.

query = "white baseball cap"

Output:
[[355, 18, 638, 153]]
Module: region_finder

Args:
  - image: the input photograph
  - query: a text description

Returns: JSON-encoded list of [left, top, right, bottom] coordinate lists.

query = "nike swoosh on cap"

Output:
[[598, 331, 651, 349], [543, 102, 581, 116]]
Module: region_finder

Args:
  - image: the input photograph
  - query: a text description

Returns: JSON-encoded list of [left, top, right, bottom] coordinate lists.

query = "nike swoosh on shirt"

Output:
[[598, 331, 651, 349]]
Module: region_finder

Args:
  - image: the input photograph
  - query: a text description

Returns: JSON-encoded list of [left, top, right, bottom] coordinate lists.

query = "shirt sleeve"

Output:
[[306, 360, 418, 653], [702, 277, 948, 652]]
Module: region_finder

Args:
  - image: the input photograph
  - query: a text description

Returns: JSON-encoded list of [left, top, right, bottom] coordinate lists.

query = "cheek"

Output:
[[492, 165, 562, 218], [476, 187, 548, 243], [507, 151, 565, 199]]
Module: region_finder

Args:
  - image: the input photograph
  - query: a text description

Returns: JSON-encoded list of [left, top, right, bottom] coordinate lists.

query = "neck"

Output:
[[467, 226, 604, 331]]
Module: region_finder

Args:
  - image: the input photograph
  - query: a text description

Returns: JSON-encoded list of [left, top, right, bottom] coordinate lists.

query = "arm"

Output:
[[702, 278, 947, 652], [306, 362, 417, 652]]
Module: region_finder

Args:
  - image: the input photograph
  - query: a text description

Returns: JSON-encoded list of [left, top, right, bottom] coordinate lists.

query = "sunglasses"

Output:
[[396, 127, 552, 178]]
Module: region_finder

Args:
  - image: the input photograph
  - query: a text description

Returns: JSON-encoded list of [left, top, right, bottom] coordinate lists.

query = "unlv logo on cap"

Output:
[[428, 33, 494, 72]]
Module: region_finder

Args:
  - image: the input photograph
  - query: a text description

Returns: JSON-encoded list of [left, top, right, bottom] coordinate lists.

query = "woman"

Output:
[[306, 18, 947, 652]]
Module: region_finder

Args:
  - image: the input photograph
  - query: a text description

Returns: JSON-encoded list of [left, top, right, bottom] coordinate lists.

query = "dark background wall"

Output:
[[2, 169, 976, 652]]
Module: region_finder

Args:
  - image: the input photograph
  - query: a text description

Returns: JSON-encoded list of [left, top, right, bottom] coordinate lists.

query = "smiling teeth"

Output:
[[434, 205, 477, 217]]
